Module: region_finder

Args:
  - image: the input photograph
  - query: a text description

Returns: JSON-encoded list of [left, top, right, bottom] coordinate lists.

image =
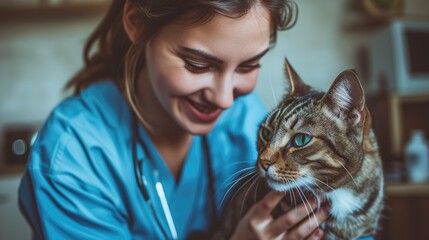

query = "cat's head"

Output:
[[256, 58, 372, 193]]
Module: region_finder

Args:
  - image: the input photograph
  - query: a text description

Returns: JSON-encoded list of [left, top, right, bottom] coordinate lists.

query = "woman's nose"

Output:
[[205, 73, 235, 109]]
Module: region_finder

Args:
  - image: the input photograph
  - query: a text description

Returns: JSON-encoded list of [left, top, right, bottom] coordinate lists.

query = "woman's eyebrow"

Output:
[[178, 46, 223, 64], [241, 48, 269, 64], [178, 46, 269, 64]]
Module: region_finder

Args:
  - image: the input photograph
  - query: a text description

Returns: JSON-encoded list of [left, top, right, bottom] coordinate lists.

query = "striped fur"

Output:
[[213, 59, 384, 240]]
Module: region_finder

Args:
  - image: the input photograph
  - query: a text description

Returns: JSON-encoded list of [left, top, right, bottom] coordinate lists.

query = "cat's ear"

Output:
[[320, 70, 365, 123], [284, 58, 311, 97]]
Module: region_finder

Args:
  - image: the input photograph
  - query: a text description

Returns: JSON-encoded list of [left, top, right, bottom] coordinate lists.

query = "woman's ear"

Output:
[[123, 1, 141, 43]]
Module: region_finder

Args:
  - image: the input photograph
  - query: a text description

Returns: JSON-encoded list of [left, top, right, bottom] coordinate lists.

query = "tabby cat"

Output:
[[213, 59, 384, 240]]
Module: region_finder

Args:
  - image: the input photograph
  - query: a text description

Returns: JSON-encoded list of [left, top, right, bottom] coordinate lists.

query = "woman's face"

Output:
[[141, 6, 271, 135]]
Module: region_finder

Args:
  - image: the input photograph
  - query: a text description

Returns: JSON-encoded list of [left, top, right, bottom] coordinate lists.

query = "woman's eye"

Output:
[[292, 133, 312, 147], [260, 127, 273, 142], [184, 60, 211, 74], [236, 64, 261, 74]]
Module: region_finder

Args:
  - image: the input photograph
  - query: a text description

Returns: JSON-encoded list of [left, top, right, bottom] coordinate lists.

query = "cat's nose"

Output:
[[259, 159, 274, 171]]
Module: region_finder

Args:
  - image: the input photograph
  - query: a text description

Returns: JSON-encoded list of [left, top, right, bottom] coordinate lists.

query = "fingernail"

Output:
[[316, 228, 324, 238]]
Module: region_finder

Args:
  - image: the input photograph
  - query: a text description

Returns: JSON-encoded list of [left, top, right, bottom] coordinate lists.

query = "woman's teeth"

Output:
[[189, 101, 216, 114]]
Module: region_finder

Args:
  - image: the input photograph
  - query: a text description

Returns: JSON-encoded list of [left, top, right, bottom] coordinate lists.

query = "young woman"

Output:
[[19, 0, 329, 239]]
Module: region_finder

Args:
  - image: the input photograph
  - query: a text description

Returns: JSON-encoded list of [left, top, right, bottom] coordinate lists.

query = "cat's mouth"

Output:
[[264, 174, 316, 193], [264, 175, 295, 192], [265, 174, 300, 185], [258, 166, 301, 182]]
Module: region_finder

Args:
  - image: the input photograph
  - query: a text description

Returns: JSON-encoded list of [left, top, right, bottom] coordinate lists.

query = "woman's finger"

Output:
[[267, 198, 320, 236], [230, 191, 286, 240], [250, 190, 285, 218], [304, 227, 324, 240], [284, 204, 330, 240]]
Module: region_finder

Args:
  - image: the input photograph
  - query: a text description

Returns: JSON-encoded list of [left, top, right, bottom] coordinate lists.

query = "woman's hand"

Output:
[[230, 190, 329, 240]]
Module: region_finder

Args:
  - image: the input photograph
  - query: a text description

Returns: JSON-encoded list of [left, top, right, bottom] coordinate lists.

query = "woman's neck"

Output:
[[151, 132, 193, 181], [133, 74, 193, 180], [138, 104, 193, 180]]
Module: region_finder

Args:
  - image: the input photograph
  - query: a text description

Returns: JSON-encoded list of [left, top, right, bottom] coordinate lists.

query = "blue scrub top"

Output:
[[18, 80, 267, 239]]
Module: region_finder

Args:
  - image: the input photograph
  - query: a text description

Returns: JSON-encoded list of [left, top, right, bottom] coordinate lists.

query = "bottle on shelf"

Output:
[[405, 130, 429, 183]]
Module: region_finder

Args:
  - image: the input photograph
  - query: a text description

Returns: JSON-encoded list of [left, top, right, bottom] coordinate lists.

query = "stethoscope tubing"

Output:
[[132, 120, 171, 238], [131, 113, 217, 239]]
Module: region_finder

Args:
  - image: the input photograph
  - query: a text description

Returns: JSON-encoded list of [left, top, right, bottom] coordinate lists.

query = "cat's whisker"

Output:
[[253, 178, 262, 203], [215, 160, 255, 173], [219, 169, 255, 197], [310, 176, 356, 214], [226, 174, 258, 209], [293, 181, 319, 228], [337, 162, 359, 188], [292, 181, 311, 221], [286, 179, 297, 208], [293, 182, 308, 208], [218, 172, 257, 210], [309, 176, 336, 192], [252, 104, 270, 115], [269, 76, 278, 104], [216, 170, 254, 207], [214, 159, 256, 177], [306, 182, 326, 209], [301, 180, 321, 209], [240, 175, 259, 216], [288, 181, 302, 205], [217, 166, 255, 190]]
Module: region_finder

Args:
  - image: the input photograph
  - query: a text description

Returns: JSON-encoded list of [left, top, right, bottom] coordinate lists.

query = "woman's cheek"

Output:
[[234, 72, 258, 97], [157, 68, 209, 96]]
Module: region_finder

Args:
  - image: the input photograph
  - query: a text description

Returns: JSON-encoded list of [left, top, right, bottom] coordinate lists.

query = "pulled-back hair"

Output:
[[66, 0, 297, 94]]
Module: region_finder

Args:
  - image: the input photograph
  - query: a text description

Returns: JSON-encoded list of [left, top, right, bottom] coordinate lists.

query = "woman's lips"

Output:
[[184, 98, 223, 123]]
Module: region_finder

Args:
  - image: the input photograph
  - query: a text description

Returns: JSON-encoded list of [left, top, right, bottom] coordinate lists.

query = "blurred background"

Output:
[[0, 0, 428, 239]]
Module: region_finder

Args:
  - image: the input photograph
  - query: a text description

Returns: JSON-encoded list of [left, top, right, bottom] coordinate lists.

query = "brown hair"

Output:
[[66, 0, 297, 94]]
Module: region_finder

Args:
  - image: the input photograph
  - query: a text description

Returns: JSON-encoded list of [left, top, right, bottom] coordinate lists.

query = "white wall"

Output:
[[0, 16, 102, 165], [0, 15, 102, 240], [257, 0, 357, 109]]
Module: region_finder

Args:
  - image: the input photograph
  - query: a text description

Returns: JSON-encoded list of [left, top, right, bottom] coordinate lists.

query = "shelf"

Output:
[[0, 2, 110, 22], [342, 18, 390, 33], [385, 182, 429, 196]]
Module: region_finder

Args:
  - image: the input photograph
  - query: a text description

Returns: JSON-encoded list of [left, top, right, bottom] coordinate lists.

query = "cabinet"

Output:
[[380, 182, 429, 240], [367, 92, 429, 170], [365, 93, 429, 239]]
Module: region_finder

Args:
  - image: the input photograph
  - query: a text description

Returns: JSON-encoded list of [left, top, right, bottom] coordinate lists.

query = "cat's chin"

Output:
[[265, 175, 316, 193]]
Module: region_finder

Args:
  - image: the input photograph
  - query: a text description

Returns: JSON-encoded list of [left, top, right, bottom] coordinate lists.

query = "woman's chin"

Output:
[[183, 122, 216, 136]]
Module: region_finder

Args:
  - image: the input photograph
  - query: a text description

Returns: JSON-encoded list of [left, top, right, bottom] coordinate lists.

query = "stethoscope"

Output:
[[131, 113, 217, 239]]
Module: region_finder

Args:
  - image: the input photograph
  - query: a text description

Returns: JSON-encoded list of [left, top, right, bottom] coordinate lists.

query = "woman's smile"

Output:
[[182, 97, 223, 123]]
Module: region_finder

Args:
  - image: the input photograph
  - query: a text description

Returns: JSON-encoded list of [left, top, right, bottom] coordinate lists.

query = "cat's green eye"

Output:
[[260, 127, 273, 142], [292, 133, 312, 147]]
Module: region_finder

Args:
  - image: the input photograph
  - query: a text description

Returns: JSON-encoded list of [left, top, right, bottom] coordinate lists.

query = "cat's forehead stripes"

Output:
[[278, 97, 313, 127], [278, 91, 323, 123], [265, 91, 323, 129], [289, 117, 299, 130], [320, 105, 347, 131], [264, 108, 281, 127]]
